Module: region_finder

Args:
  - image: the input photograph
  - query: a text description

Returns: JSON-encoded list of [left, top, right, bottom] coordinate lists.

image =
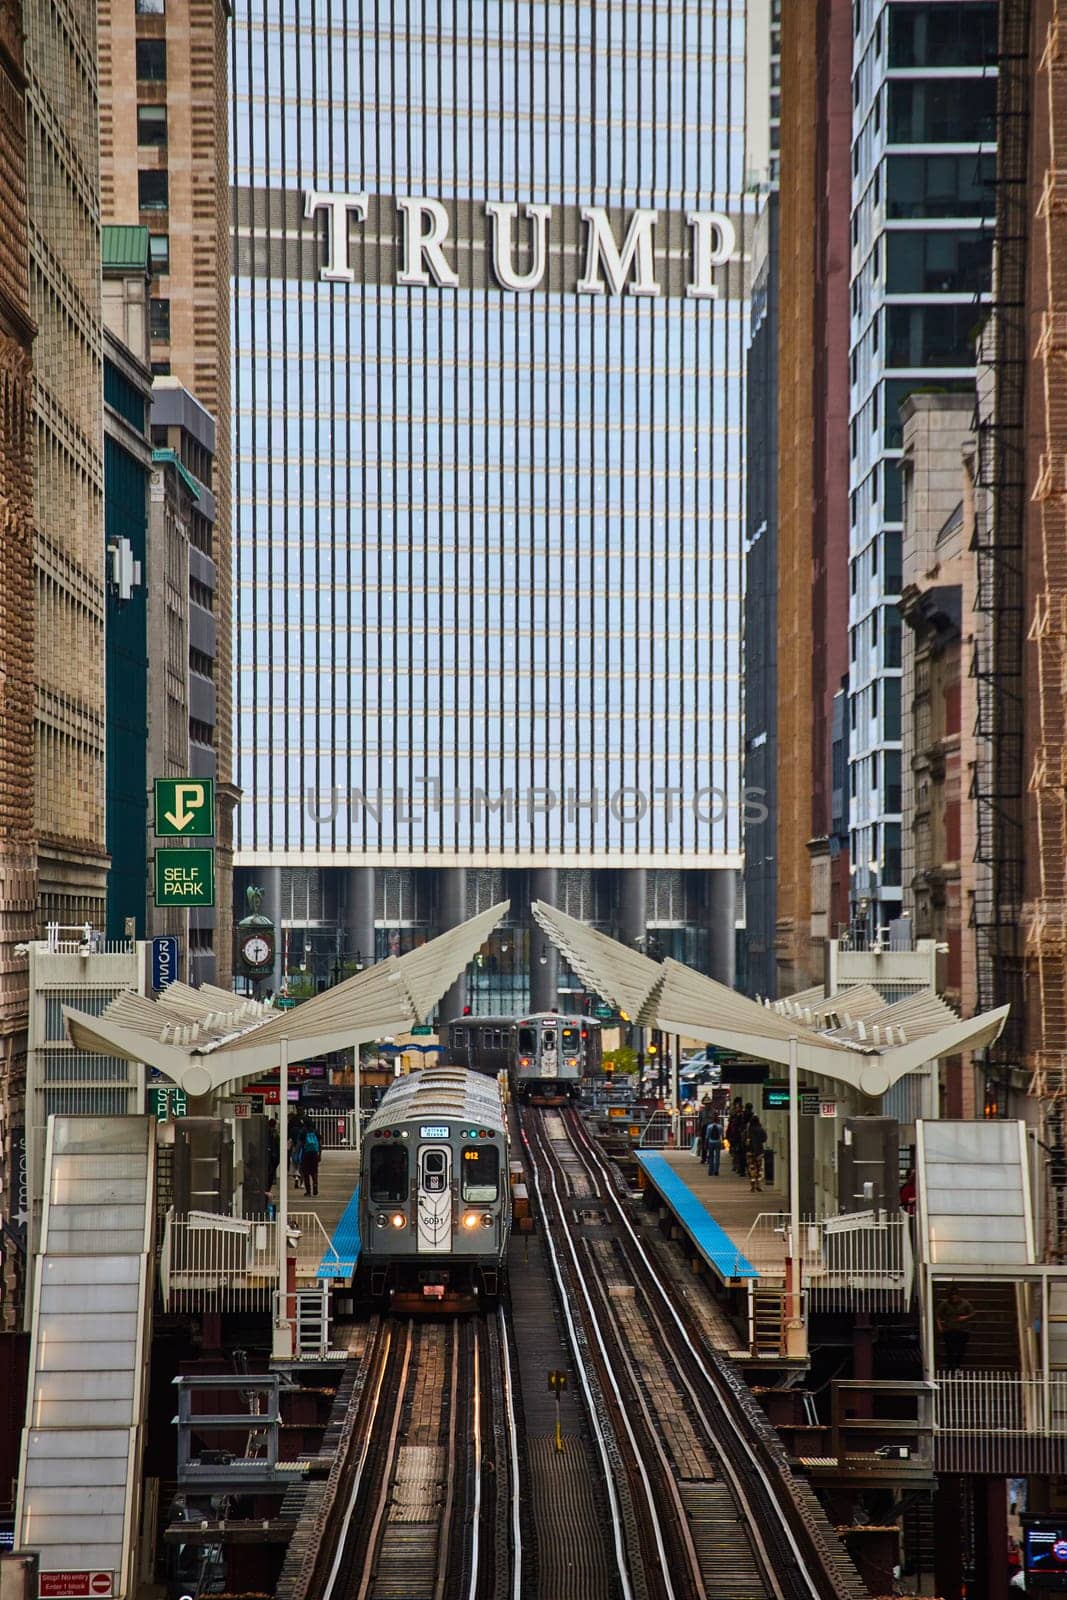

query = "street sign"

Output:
[[148, 1087, 187, 1123], [40, 1575, 113, 1598], [151, 934, 179, 991], [819, 1101, 839, 1118], [154, 848, 215, 907], [411, 1025, 433, 1036], [275, 996, 297, 1010], [154, 777, 214, 836], [594, 1005, 613, 1021]]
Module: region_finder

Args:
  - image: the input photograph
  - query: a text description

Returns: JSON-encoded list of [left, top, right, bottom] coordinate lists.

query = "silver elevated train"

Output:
[[443, 1012, 602, 1104], [356, 1066, 510, 1310]]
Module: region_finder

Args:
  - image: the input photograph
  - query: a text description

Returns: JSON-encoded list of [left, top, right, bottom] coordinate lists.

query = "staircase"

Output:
[[750, 1284, 785, 1356], [933, 1282, 1020, 1372]]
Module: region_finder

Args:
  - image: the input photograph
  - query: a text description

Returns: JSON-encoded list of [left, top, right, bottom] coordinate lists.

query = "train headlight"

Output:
[[462, 1212, 481, 1230], [390, 1212, 407, 1229], [375, 1213, 389, 1229], [481, 1213, 495, 1230]]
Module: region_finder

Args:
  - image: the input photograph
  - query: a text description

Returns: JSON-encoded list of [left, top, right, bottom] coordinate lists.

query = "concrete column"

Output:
[[435, 868, 468, 1022], [345, 867, 376, 968], [266, 866, 283, 993], [529, 867, 558, 1012], [617, 868, 647, 951], [706, 869, 737, 986]]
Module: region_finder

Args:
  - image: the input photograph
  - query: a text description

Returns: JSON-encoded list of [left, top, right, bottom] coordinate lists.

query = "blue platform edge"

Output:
[[635, 1152, 759, 1280], [317, 1183, 361, 1279]]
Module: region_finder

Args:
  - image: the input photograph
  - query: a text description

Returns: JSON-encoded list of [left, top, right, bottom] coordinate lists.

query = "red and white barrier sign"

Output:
[[39, 1573, 113, 1598]]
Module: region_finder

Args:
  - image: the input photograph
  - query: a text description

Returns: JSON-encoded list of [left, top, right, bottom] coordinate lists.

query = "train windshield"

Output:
[[518, 1027, 536, 1054], [542, 1030, 556, 1052], [461, 1145, 499, 1202], [561, 1027, 580, 1053], [368, 1144, 409, 1204]]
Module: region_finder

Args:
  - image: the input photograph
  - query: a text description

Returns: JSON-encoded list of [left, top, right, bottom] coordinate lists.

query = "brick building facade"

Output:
[[25, 0, 108, 928], [0, 0, 37, 1320]]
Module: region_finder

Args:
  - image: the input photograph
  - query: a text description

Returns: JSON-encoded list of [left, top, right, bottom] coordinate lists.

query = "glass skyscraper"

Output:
[[848, 0, 995, 935], [231, 2, 752, 1006]]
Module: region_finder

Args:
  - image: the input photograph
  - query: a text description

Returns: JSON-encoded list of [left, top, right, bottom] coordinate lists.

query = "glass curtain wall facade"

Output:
[[848, 0, 995, 933], [231, 3, 749, 891]]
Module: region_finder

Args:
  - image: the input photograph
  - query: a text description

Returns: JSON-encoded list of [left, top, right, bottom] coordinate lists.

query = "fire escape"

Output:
[[970, 0, 1030, 1063], [1028, 8, 1067, 1103]]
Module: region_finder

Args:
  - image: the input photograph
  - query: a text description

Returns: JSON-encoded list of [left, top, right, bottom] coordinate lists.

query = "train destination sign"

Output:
[[303, 190, 738, 300]]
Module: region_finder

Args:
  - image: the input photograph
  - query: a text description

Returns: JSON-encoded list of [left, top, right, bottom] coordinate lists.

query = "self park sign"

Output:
[[154, 848, 216, 908]]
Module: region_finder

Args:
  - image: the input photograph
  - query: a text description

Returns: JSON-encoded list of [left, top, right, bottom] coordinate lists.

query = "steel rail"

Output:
[[319, 1320, 401, 1600], [434, 1324, 462, 1600], [563, 1109, 836, 1600], [498, 1305, 524, 1600], [353, 1322, 416, 1600], [466, 1320, 483, 1600], [525, 1115, 674, 1600], [521, 1122, 638, 1600]]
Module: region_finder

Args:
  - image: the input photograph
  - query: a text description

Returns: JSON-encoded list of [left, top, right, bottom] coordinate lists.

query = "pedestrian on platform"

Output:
[[704, 1116, 724, 1176], [726, 1101, 746, 1175], [289, 1116, 307, 1191], [300, 1124, 322, 1198], [266, 1119, 280, 1192], [694, 1094, 714, 1157], [937, 1285, 975, 1371], [899, 1169, 917, 1216], [745, 1116, 767, 1192]]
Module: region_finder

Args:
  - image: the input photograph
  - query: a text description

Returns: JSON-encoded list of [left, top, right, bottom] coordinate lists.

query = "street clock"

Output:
[[238, 928, 275, 976]]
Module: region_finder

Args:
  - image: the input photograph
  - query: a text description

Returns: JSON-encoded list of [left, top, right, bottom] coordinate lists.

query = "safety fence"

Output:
[[743, 1210, 913, 1312], [934, 1373, 1067, 1475], [159, 1208, 341, 1310]]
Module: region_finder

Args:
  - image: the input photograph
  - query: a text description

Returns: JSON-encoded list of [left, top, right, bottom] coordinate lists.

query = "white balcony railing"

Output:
[[934, 1373, 1067, 1474], [159, 1208, 341, 1310], [743, 1210, 913, 1311]]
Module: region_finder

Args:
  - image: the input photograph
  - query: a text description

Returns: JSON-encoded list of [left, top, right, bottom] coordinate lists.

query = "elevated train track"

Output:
[[521, 1105, 867, 1600], [294, 1311, 521, 1600]]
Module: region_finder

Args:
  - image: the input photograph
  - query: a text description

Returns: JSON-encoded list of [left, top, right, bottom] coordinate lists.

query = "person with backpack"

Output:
[[300, 1123, 322, 1197], [703, 1114, 724, 1176]]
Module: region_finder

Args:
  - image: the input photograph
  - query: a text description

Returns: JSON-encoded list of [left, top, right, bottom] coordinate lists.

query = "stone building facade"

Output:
[[899, 393, 980, 1117], [25, 0, 107, 928], [0, 0, 37, 1321], [97, 0, 234, 981]]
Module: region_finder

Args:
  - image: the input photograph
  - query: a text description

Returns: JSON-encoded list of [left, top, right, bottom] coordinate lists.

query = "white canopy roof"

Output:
[[531, 900, 1009, 1098], [64, 903, 509, 1096]]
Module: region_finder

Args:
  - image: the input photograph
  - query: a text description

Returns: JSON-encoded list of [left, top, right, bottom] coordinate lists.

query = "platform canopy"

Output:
[[531, 900, 1009, 1098], [63, 902, 509, 1097]]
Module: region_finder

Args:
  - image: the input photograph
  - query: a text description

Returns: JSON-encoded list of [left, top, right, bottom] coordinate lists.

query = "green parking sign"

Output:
[[154, 777, 214, 837], [154, 848, 215, 907]]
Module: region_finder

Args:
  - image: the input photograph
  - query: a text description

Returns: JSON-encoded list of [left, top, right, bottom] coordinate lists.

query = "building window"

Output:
[[889, 4, 997, 69], [150, 298, 171, 340], [137, 105, 167, 146], [886, 153, 996, 220], [886, 229, 992, 297], [888, 79, 996, 145], [148, 233, 170, 274], [138, 169, 168, 211], [151, 361, 171, 376], [136, 39, 166, 80], [136, 0, 165, 9]]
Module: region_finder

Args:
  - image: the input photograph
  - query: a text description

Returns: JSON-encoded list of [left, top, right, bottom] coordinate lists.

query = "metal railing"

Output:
[[636, 1111, 699, 1148], [742, 1210, 913, 1310], [935, 1373, 1067, 1474], [159, 1208, 342, 1310], [303, 1109, 367, 1149]]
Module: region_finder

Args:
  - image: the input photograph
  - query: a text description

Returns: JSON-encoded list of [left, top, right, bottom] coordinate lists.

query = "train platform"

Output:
[[635, 1149, 787, 1285], [282, 1146, 362, 1278]]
